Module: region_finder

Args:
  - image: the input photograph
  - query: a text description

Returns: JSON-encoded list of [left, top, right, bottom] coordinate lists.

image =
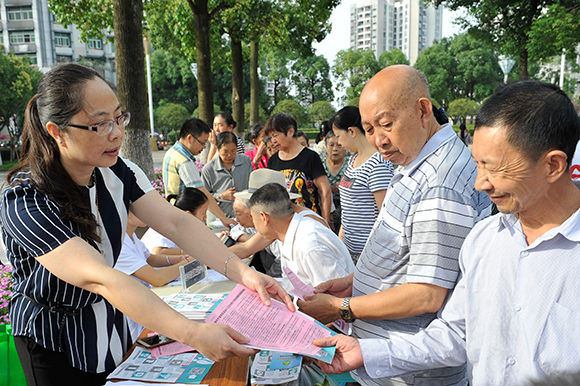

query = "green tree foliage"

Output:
[[309, 101, 336, 128], [50, 0, 154, 178], [378, 48, 409, 68], [414, 33, 502, 109], [449, 33, 503, 101], [447, 98, 478, 125], [244, 102, 267, 126], [48, 0, 113, 42], [0, 50, 42, 161], [150, 50, 198, 113], [528, 3, 580, 60], [332, 49, 381, 105], [272, 100, 307, 127], [154, 102, 190, 137], [414, 39, 456, 109], [291, 55, 334, 105], [260, 46, 296, 109], [432, 0, 580, 79]]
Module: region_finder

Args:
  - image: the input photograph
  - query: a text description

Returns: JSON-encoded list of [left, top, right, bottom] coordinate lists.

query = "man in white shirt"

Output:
[[248, 183, 355, 287], [313, 80, 580, 386]]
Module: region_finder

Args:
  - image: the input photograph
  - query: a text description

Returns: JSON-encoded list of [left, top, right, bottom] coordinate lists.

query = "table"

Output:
[[109, 278, 248, 385]]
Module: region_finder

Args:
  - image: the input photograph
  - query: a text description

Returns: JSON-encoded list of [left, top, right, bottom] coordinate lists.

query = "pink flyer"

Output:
[[206, 284, 336, 363]]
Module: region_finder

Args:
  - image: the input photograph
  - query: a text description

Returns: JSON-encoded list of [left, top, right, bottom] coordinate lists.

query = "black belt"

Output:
[[19, 293, 80, 316]]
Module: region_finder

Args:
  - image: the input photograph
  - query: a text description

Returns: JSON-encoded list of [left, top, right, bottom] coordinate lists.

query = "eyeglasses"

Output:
[[192, 135, 207, 146], [67, 111, 131, 136]]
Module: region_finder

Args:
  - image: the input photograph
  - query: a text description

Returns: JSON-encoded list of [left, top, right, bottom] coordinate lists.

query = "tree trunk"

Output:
[[188, 0, 214, 127], [231, 38, 244, 136], [519, 49, 528, 80], [250, 40, 260, 125], [114, 0, 154, 180], [274, 79, 279, 106]]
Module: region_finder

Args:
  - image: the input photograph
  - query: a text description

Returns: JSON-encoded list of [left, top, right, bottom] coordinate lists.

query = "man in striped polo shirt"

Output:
[[163, 118, 236, 227], [299, 65, 491, 385]]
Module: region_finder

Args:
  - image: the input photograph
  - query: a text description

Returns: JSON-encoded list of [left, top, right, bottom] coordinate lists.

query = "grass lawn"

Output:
[[0, 161, 18, 171]]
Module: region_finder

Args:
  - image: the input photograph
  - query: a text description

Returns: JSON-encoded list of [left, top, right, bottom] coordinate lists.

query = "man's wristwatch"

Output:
[[339, 297, 355, 323]]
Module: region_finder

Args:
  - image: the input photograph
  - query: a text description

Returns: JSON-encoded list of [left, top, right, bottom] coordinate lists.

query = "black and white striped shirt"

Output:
[[0, 157, 153, 373], [338, 152, 393, 255]]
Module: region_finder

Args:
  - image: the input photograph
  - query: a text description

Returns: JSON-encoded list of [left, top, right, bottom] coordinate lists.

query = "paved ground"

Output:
[[152, 148, 167, 169]]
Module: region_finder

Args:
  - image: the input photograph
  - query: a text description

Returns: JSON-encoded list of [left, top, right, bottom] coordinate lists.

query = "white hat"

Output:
[[234, 169, 301, 201]]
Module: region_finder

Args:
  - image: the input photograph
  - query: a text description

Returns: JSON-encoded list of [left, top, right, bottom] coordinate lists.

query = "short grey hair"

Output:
[[247, 183, 294, 219], [234, 196, 250, 208]]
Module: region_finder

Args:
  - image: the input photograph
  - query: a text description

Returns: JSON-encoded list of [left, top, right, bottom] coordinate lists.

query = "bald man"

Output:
[[298, 65, 491, 385]]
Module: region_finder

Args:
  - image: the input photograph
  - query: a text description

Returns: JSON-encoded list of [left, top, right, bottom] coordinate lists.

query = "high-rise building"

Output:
[[350, 0, 442, 65], [0, 0, 116, 83]]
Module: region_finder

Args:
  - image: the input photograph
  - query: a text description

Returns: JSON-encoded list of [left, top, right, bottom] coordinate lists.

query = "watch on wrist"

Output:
[[339, 297, 355, 323]]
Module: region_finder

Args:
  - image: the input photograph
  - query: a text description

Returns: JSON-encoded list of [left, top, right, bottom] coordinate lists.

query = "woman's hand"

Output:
[[255, 142, 267, 158], [330, 182, 340, 194], [186, 322, 259, 362], [208, 130, 217, 147], [240, 268, 295, 311], [221, 217, 238, 228]]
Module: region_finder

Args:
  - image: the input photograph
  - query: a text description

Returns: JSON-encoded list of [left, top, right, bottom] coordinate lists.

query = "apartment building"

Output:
[[350, 0, 442, 65], [0, 0, 116, 83]]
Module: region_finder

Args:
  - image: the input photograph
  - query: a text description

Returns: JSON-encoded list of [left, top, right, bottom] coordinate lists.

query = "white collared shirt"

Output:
[[359, 208, 580, 385], [280, 213, 355, 287]]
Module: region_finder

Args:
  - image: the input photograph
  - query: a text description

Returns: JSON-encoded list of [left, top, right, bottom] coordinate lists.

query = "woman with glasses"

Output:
[[0, 63, 293, 386]]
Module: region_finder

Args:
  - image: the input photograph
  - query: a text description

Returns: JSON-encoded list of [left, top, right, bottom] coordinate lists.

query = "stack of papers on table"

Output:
[[251, 351, 302, 385], [163, 293, 227, 321], [107, 346, 213, 384]]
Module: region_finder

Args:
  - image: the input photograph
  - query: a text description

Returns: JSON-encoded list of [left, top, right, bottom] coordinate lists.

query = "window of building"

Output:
[[54, 32, 70, 47], [88, 38, 102, 49], [10, 31, 35, 44], [8, 6, 33, 21], [56, 55, 72, 64], [16, 53, 37, 65]]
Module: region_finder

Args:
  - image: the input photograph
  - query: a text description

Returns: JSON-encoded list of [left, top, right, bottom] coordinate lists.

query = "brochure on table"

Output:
[[206, 284, 337, 363], [162, 292, 227, 320], [107, 346, 213, 384], [251, 350, 302, 385]]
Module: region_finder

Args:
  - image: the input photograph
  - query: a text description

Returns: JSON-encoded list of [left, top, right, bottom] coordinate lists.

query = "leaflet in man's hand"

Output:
[[205, 284, 336, 363]]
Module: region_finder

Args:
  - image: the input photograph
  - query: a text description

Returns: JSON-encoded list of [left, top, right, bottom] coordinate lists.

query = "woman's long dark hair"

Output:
[[7, 64, 107, 243], [333, 106, 364, 133]]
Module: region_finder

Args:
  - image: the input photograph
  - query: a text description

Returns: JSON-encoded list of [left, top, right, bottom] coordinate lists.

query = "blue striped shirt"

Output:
[[351, 124, 492, 386], [0, 157, 153, 373]]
